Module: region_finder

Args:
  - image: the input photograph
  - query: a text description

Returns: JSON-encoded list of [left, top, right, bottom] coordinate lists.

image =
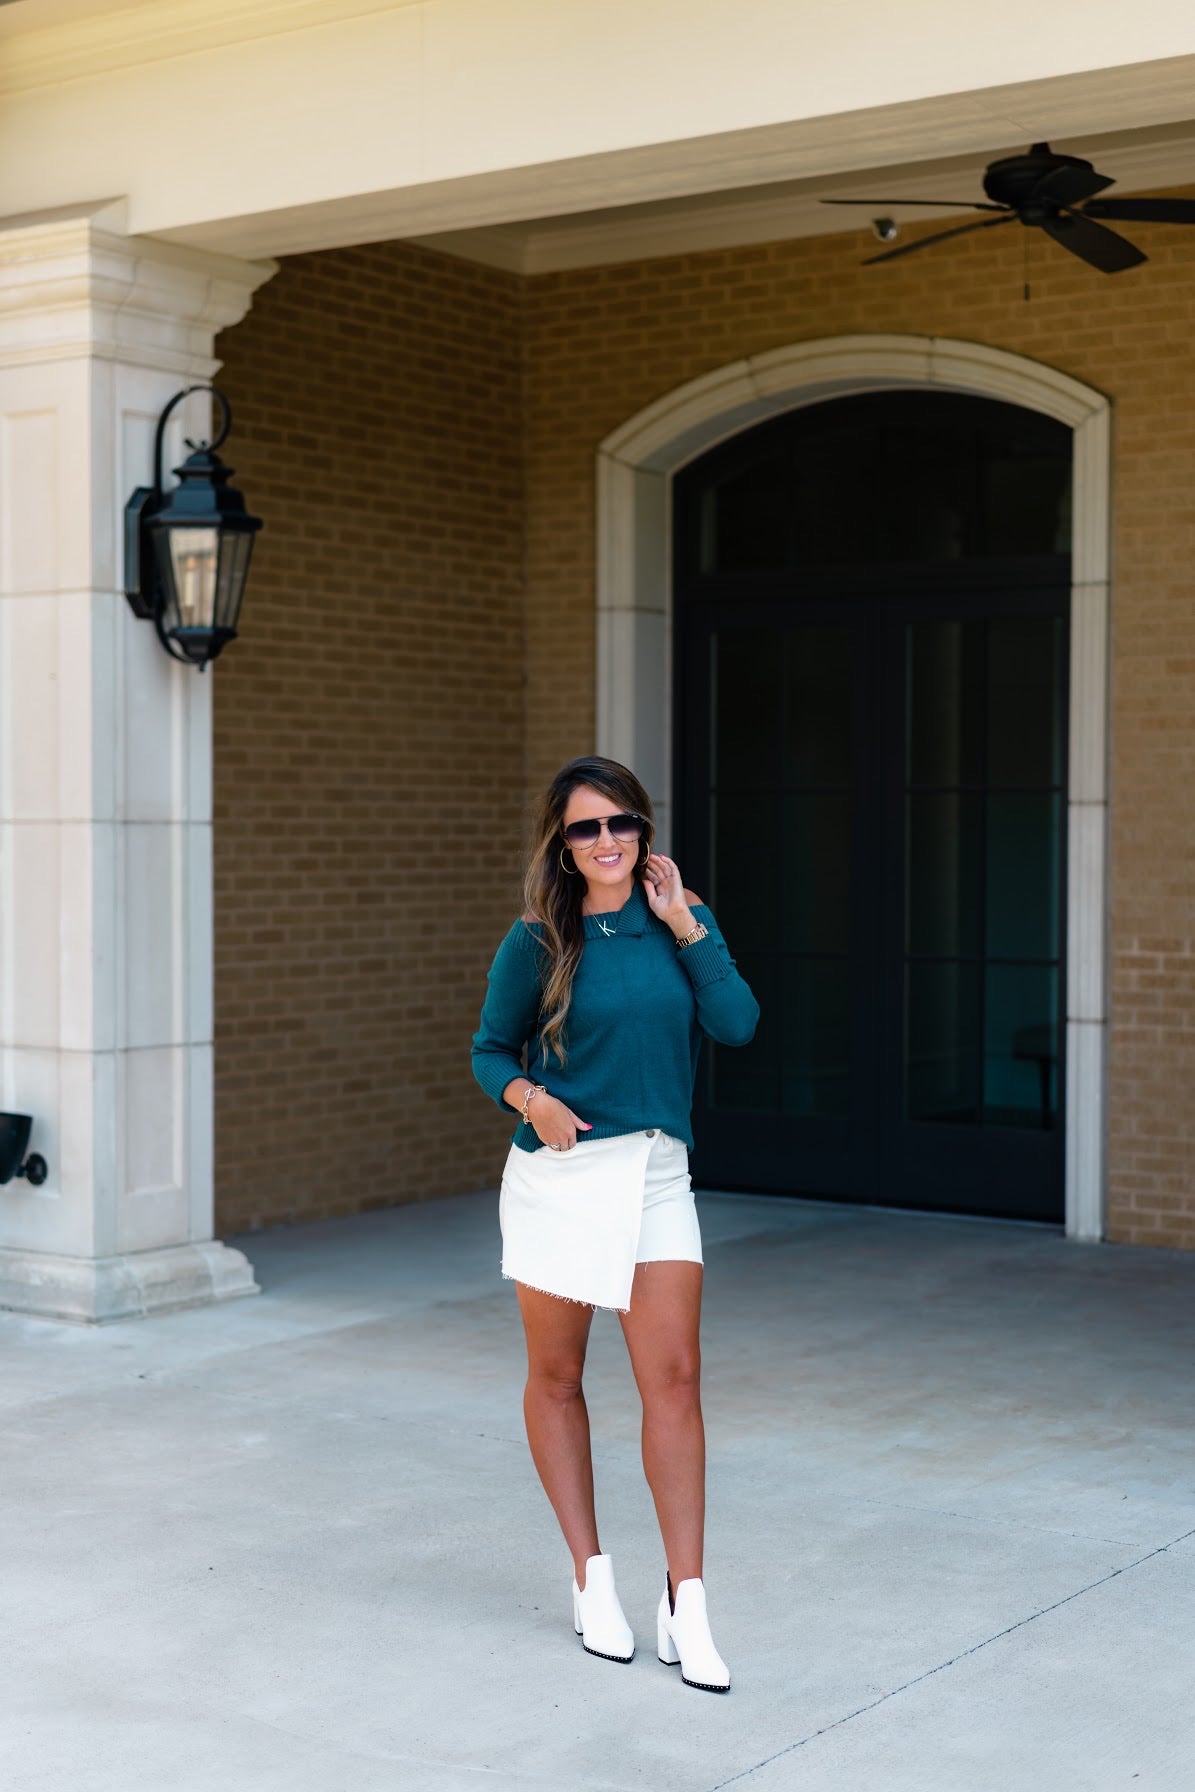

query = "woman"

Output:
[[471, 755, 759, 1693]]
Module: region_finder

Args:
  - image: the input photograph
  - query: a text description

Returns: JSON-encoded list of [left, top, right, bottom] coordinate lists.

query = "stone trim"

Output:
[[0, 201, 277, 373], [0, 1239, 259, 1324]]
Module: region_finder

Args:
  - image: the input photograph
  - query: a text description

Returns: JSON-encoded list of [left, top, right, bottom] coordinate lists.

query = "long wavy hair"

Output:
[[523, 755, 655, 1067]]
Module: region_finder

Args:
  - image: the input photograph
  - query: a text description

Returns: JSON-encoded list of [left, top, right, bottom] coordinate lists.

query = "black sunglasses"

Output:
[[562, 812, 646, 849]]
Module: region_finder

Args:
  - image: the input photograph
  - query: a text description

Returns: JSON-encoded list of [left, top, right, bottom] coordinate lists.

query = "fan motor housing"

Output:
[[982, 144, 1092, 213]]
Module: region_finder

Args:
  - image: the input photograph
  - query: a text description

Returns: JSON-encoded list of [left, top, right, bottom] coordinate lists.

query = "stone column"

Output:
[[0, 202, 275, 1320]]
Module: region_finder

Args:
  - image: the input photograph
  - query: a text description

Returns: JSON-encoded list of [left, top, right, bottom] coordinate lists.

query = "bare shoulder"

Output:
[[683, 888, 704, 908], [521, 910, 542, 925]]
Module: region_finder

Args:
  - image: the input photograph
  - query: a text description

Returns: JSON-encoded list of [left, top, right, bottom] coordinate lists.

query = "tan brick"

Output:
[[212, 241, 523, 1235]]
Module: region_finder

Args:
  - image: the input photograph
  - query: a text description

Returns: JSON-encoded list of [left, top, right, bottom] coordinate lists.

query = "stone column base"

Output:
[[0, 1241, 260, 1324]]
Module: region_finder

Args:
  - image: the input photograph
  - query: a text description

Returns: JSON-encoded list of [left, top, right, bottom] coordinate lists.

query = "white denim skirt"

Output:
[[499, 1128, 702, 1312]]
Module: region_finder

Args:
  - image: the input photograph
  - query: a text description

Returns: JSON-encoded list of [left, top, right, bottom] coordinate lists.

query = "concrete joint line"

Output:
[[706, 1524, 1195, 1791]]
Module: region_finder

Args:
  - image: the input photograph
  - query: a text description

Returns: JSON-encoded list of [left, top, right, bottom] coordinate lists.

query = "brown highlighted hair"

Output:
[[523, 755, 654, 1067]]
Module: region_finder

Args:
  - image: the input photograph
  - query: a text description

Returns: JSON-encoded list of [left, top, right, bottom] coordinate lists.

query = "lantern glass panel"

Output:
[[165, 527, 220, 629], [214, 530, 255, 633]]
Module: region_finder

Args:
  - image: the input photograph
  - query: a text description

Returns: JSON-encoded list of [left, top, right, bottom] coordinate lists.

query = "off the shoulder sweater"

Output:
[[471, 879, 759, 1153]]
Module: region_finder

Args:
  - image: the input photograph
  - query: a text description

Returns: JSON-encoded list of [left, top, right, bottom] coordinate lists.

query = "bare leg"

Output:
[[515, 1283, 600, 1587], [618, 1261, 705, 1590]]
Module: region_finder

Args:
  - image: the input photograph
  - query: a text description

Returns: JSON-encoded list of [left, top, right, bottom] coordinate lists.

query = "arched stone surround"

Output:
[[595, 334, 1111, 1242]]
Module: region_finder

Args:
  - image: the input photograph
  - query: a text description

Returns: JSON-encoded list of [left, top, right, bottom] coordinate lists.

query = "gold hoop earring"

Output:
[[559, 846, 578, 875]]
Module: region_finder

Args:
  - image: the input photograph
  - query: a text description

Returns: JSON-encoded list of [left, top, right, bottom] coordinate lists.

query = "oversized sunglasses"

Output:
[[562, 812, 646, 849]]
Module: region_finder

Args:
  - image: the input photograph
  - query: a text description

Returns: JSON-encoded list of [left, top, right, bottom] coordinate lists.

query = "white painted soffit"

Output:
[[413, 121, 1195, 275]]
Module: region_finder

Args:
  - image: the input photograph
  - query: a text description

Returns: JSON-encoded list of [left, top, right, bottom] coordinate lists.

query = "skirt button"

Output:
[[645, 1129, 657, 1137]]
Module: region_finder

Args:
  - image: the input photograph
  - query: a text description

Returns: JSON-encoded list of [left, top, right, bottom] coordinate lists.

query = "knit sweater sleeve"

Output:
[[471, 922, 545, 1109], [675, 905, 759, 1046]]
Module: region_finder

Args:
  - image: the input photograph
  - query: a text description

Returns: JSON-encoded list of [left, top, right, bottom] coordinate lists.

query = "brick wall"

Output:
[[215, 212, 1195, 1247], [212, 242, 524, 1234]]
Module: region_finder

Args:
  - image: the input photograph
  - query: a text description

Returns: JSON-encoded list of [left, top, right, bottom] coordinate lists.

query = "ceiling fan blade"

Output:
[[822, 197, 1008, 212], [1032, 165, 1115, 207], [1083, 197, 1195, 224], [1039, 208, 1146, 273], [862, 213, 1014, 265]]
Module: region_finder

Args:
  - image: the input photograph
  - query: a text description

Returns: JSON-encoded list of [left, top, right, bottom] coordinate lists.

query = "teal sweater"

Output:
[[471, 879, 759, 1153]]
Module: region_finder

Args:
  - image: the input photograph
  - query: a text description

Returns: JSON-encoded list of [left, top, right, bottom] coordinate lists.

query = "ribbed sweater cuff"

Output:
[[676, 932, 728, 989], [474, 1054, 525, 1110]]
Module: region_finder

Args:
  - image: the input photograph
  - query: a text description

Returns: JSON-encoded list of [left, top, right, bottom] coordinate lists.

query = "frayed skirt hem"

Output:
[[500, 1268, 629, 1314]]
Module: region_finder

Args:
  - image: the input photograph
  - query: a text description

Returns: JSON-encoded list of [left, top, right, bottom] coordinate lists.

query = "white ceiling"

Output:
[[413, 119, 1195, 274]]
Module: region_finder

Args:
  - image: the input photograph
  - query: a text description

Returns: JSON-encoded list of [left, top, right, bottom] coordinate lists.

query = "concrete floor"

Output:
[[2, 1190, 1193, 1792]]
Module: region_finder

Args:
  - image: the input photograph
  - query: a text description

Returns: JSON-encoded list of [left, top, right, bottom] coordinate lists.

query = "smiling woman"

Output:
[[471, 753, 758, 1691]]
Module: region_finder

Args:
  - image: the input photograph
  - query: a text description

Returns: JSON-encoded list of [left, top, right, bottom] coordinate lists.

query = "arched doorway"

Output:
[[673, 390, 1070, 1220], [595, 335, 1111, 1239]]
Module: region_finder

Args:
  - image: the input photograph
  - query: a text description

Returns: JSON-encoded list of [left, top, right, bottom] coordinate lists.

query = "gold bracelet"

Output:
[[520, 1083, 546, 1124], [675, 922, 709, 950]]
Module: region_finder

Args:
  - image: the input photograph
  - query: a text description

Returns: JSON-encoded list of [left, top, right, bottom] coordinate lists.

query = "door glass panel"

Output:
[[908, 620, 984, 787], [907, 792, 982, 958], [789, 429, 879, 567], [982, 452, 1072, 556], [988, 616, 1064, 786], [709, 953, 781, 1112], [904, 612, 1064, 1132], [984, 966, 1059, 1127], [692, 391, 1071, 581], [782, 958, 851, 1117], [711, 790, 780, 947], [985, 793, 1062, 960], [700, 454, 792, 573], [714, 631, 781, 788], [783, 792, 849, 954], [883, 416, 973, 560], [785, 626, 853, 785], [905, 961, 981, 1123]]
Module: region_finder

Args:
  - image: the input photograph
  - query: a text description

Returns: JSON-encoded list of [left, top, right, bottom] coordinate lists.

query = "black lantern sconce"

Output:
[[0, 1114, 47, 1187], [124, 385, 262, 670]]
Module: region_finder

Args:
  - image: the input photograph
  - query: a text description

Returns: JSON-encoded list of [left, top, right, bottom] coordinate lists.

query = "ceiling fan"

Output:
[[822, 142, 1195, 272]]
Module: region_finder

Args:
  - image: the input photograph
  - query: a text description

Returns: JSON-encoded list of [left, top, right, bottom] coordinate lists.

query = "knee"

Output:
[[642, 1353, 702, 1410], [527, 1360, 585, 1406]]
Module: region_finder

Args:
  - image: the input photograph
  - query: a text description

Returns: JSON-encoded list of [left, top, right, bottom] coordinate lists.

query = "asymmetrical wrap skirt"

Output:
[[499, 1128, 703, 1312]]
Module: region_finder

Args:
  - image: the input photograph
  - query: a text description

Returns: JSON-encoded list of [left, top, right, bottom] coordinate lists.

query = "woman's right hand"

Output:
[[530, 1093, 592, 1152]]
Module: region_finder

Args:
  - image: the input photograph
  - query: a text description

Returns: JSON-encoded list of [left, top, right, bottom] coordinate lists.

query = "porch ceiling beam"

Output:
[[157, 55, 1195, 262]]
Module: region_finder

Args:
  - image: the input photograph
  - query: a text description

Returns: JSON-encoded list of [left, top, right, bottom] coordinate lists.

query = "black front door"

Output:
[[674, 392, 1071, 1222]]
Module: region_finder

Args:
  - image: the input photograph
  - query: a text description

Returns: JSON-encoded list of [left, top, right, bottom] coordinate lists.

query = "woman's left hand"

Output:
[[643, 853, 694, 933]]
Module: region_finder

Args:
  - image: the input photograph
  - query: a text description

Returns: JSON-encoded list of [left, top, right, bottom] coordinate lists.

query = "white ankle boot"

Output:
[[657, 1575, 730, 1691], [571, 1554, 635, 1662]]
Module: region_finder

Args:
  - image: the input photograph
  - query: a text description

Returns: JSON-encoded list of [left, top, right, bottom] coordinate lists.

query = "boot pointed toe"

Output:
[[657, 1577, 730, 1691]]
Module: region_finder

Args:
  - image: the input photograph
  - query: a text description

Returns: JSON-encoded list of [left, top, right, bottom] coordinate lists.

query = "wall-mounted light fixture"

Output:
[[124, 385, 262, 670], [0, 1114, 47, 1187]]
